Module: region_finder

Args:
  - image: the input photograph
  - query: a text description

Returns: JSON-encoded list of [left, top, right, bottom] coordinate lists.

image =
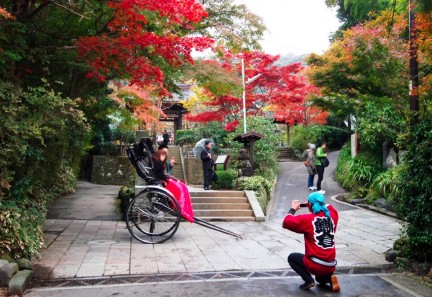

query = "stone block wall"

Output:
[[90, 155, 134, 185], [185, 158, 204, 185]]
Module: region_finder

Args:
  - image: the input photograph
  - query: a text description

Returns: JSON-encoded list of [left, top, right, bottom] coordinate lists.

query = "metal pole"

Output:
[[409, 0, 419, 123], [242, 58, 247, 134]]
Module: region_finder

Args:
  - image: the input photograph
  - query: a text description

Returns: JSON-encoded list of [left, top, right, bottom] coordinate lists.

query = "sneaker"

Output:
[[312, 186, 318, 190], [331, 275, 340, 292], [318, 190, 326, 195], [308, 187, 314, 191], [299, 281, 315, 290]]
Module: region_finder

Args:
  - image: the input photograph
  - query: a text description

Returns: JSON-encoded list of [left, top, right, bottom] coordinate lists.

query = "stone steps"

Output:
[[167, 146, 184, 180], [194, 216, 256, 222], [277, 147, 294, 160], [194, 209, 254, 217], [189, 190, 256, 221], [191, 197, 249, 203], [193, 203, 251, 210], [190, 191, 245, 198]]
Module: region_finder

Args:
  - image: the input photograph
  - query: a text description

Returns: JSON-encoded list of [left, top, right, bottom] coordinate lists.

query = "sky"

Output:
[[234, 0, 341, 55]]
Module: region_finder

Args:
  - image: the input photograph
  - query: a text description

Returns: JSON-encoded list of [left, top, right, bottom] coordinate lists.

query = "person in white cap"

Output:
[[302, 143, 317, 191]]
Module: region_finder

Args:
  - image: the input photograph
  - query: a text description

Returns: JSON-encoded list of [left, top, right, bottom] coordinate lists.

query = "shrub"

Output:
[[373, 165, 407, 201], [237, 175, 274, 213], [394, 120, 432, 262], [118, 186, 135, 218], [231, 117, 281, 178], [291, 125, 350, 152], [0, 81, 88, 259], [336, 143, 383, 190], [0, 166, 76, 259], [176, 130, 198, 145], [213, 169, 237, 190]]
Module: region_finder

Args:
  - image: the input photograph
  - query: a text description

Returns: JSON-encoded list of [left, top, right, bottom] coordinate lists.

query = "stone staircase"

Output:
[[276, 147, 294, 161], [190, 190, 256, 222], [168, 145, 185, 181]]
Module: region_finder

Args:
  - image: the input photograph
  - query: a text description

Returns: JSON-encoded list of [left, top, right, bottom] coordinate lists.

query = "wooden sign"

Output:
[[214, 155, 230, 170]]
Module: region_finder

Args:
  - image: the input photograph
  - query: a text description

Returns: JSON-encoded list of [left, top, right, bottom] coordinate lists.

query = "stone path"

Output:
[[32, 152, 402, 280], [47, 182, 121, 221], [34, 207, 400, 279]]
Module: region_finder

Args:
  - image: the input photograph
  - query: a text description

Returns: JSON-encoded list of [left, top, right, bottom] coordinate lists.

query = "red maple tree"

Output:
[[76, 0, 214, 95], [186, 51, 327, 126]]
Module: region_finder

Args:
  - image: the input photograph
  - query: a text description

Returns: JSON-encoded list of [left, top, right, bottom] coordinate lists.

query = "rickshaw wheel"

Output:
[[126, 188, 181, 244]]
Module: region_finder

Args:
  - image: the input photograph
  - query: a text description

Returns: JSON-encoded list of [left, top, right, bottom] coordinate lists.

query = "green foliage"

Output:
[[335, 143, 383, 190], [357, 103, 406, 152], [291, 125, 350, 152], [212, 169, 237, 190], [394, 120, 432, 262], [0, 81, 88, 258], [0, 166, 76, 259], [373, 165, 407, 201], [325, 0, 405, 35], [195, 122, 229, 148], [231, 117, 281, 178], [176, 130, 199, 145], [118, 186, 135, 217], [237, 176, 273, 213]]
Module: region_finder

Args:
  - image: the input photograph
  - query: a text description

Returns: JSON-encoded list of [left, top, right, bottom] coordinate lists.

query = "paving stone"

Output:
[[8, 270, 33, 296], [0, 262, 18, 286]]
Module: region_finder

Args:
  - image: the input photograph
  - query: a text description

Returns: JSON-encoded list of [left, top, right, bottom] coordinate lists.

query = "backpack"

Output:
[[321, 157, 330, 168]]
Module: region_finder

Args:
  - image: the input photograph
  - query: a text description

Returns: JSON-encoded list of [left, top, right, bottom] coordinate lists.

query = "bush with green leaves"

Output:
[[357, 103, 405, 152], [176, 130, 198, 145], [335, 143, 383, 192], [231, 117, 281, 178], [212, 169, 237, 190], [0, 81, 88, 259], [237, 176, 273, 213], [393, 120, 432, 262], [291, 125, 350, 152], [373, 165, 407, 202]]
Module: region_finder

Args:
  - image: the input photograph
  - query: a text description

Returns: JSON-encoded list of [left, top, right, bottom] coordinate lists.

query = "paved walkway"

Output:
[[269, 151, 354, 220], [33, 153, 401, 280], [27, 275, 418, 297]]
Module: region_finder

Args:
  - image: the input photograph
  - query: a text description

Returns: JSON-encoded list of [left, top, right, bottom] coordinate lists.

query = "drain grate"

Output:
[[34, 265, 396, 289]]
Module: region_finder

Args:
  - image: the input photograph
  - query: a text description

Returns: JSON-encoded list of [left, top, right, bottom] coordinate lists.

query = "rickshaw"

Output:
[[126, 138, 242, 244]]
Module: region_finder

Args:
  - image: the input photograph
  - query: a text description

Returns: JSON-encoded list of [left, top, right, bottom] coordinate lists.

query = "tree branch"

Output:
[[28, 0, 52, 19]]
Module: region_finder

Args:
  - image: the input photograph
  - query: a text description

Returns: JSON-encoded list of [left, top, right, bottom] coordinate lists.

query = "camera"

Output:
[[300, 203, 308, 208]]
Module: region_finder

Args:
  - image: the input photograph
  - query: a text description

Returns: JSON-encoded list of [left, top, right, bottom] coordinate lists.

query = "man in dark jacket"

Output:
[[200, 140, 214, 190], [162, 130, 170, 145]]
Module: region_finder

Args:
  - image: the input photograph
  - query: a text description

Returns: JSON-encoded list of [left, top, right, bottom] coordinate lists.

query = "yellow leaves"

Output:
[[181, 85, 213, 113]]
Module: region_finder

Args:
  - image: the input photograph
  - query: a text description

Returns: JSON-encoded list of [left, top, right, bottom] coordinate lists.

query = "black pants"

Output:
[[316, 165, 324, 191], [203, 169, 213, 189], [288, 253, 333, 284]]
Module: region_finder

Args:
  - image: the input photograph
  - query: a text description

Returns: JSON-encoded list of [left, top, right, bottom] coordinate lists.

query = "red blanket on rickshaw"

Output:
[[165, 179, 194, 223]]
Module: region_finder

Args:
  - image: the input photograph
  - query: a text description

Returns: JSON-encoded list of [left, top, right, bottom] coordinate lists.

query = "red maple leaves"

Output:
[[187, 51, 327, 126], [77, 0, 214, 94]]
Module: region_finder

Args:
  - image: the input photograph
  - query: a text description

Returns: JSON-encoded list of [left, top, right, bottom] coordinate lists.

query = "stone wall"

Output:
[[90, 155, 134, 185], [185, 158, 204, 185]]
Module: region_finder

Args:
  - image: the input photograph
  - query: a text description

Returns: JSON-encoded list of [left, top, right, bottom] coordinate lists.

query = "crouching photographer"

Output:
[[282, 192, 340, 292]]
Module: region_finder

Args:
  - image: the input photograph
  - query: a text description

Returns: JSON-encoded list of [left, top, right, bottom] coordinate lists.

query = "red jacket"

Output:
[[282, 205, 339, 276]]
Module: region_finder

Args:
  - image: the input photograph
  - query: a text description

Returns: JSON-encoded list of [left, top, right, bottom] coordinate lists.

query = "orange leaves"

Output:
[[110, 83, 166, 124], [0, 7, 14, 20]]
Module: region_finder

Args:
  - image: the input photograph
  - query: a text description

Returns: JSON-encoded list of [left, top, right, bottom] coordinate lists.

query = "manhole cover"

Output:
[[87, 240, 118, 245]]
